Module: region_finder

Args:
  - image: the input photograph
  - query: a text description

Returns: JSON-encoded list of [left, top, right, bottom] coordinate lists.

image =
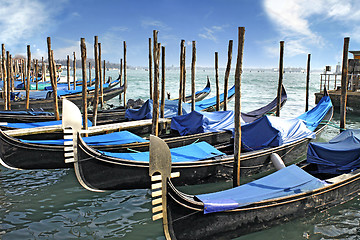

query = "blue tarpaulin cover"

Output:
[[307, 129, 360, 174], [125, 99, 192, 120], [4, 119, 92, 129], [0, 110, 54, 116], [98, 141, 225, 162], [170, 95, 331, 151], [171, 111, 234, 135], [125, 85, 235, 120], [241, 115, 315, 151], [297, 95, 332, 131], [196, 165, 325, 214], [20, 131, 146, 145]]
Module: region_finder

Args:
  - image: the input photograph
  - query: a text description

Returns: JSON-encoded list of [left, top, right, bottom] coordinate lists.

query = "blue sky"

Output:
[[1, 0, 360, 69]]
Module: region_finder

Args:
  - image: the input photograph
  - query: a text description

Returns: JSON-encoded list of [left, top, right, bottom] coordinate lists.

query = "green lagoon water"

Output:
[[1, 69, 360, 239]]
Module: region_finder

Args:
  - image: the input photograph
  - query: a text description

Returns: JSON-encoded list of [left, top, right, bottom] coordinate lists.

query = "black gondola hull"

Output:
[[166, 169, 360, 240]]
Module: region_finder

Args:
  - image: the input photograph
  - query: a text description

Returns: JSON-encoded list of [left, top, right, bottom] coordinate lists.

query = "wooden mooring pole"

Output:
[[73, 52, 76, 90], [80, 38, 88, 133], [276, 41, 284, 117], [5, 51, 10, 110], [149, 38, 153, 100], [152, 30, 160, 136], [67, 55, 70, 90], [123, 41, 127, 108], [178, 40, 185, 115], [224, 40, 233, 111], [305, 54, 311, 112], [160, 46, 165, 118], [2, 44, 7, 110], [340, 37, 350, 132], [233, 27, 245, 187], [25, 45, 31, 109], [191, 41, 196, 111], [215, 52, 220, 111], [47, 37, 59, 120], [92, 36, 100, 126], [98, 42, 104, 108]]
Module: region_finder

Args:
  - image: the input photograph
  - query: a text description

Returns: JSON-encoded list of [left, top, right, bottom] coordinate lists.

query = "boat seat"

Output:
[[325, 168, 360, 184]]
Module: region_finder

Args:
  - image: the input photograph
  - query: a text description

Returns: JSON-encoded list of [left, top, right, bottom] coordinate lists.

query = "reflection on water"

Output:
[[1, 70, 360, 239]]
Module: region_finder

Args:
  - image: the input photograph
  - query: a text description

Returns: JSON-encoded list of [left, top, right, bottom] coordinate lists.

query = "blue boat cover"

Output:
[[125, 99, 192, 120], [11, 91, 50, 100], [194, 85, 235, 111], [297, 95, 332, 131], [4, 119, 92, 129], [99, 141, 225, 162], [170, 95, 331, 151], [307, 129, 360, 174], [125, 85, 235, 120], [196, 165, 325, 214], [171, 111, 234, 135], [0, 110, 54, 116], [241, 115, 315, 151], [20, 131, 147, 145]]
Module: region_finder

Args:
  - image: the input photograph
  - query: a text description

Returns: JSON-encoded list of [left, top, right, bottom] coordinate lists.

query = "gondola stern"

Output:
[[149, 135, 180, 240]]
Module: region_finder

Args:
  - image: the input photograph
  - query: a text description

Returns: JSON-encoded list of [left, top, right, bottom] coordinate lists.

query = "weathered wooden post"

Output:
[[26, 46, 31, 109], [123, 41, 127, 107], [119, 58, 123, 99], [305, 54, 311, 112], [152, 30, 160, 136], [9, 55, 14, 91], [47, 37, 60, 120], [9, 54, 15, 92], [191, 41, 196, 111], [1, 45, 6, 109], [98, 42, 104, 107], [42, 57, 46, 82], [35, 59, 39, 90], [5, 51, 10, 110], [233, 27, 245, 187], [160, 46, 166, 118], [21, 59, 25, 91], [276, 41, 284, 117], [178, 40, 185, 115], [88, 62, 91, 86], [1, 44, 7, 109], [149, 37, 153, 100], [67, 55, 70, 90], [224, 40, 233, 111], [92, 36, 100, 126], [73, 52, 76, 90], [80, 38, 88, 132], [340, 37, 350, 132], [215, 52, 220, 111], [182, 46, 186, 102]]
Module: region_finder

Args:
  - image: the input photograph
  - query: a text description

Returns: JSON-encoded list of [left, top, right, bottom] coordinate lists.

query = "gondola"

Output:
[[0, 78, 122, 111], [0, 78, 211, 125], [170, 78, 211, 103], [148, 128, 360, 240], [71, 91, 331, 191], [0, 86, 288, 171], [86, 78, 212, 124]]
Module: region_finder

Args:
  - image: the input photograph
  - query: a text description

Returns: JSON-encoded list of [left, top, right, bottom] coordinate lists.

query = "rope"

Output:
[[321, 120, 346, 131], [127, 148, 141, 153]]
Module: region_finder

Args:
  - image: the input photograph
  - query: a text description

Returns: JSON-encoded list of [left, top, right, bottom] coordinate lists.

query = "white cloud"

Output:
[[141, 19, 170, 31], [199, 25, 226, 42], [263, 0, 360, 57], [0, 0, 59, 47]]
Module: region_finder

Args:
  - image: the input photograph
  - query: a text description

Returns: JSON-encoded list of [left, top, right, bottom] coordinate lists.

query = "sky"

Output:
[[1, 0, 360, 69]]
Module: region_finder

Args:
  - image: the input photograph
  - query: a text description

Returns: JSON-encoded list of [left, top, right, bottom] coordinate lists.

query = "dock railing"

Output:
[[320, 73, 359, 92]]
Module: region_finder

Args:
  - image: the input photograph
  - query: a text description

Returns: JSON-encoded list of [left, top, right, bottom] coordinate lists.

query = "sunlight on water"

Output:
[[1, 69, 360, 239]]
